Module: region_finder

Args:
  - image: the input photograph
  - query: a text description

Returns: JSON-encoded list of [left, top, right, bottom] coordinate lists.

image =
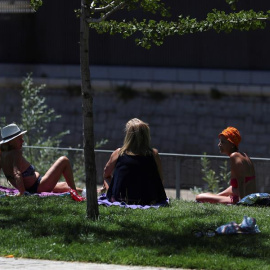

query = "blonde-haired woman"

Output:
[[103, 118, 167, 204]]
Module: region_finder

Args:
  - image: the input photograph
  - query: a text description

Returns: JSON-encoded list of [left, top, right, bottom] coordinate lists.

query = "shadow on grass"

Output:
[[0, 196, 269, 263]]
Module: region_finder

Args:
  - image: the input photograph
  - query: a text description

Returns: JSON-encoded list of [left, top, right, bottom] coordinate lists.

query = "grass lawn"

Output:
[[0, 194, 270, 270]]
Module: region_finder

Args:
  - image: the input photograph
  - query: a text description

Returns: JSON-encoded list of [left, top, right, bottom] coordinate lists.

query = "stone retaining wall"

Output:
[[1, 78, 270, 191]]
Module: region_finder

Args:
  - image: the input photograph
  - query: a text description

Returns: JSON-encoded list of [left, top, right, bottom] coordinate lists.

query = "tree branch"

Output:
[[257, 17, 270, 21], [87, 1, 125, 23], [90, 1, 117, 12]]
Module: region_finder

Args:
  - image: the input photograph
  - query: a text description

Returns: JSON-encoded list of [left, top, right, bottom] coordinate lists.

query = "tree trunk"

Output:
[[80, 0, 99, 220]]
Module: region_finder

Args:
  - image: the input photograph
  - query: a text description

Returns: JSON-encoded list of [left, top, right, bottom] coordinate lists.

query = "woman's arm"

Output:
[[103, 148, 120, 189], [12, 151, 26, 195], [152, 148, 164, 183]]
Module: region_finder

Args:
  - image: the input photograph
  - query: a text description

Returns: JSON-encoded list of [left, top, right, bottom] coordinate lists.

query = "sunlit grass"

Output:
[[0, 195, 270, 269]]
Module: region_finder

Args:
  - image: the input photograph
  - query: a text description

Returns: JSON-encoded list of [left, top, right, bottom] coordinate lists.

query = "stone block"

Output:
[[152, 68, 178, 82], [251, 71, 270, 85], [199, 69, 224, 83], [224, 70, 251, 84], [177, 69, 200, 82]]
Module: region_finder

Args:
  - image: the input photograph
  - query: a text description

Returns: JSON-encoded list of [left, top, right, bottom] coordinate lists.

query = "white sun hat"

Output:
[[0, 123, 27, 145]]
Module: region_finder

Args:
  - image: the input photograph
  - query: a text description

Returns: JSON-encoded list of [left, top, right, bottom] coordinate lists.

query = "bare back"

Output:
[[230, 151, 256, 198]]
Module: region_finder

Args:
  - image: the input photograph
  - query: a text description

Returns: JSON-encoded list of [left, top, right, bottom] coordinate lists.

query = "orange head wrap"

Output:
[[219, 127, 241, 147]]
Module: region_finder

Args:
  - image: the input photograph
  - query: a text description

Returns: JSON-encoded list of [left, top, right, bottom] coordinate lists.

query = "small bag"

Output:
[[70, 189, 86, 202], [215, 216, 260, 235], [237, 193, 270, 206]]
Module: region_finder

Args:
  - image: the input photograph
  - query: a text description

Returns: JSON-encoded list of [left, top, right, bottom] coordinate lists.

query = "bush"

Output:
[[1, 74, 108, 186], [20, 74, 70, 175], [201, 153, 231, 193], [191, 153, 231, 194]]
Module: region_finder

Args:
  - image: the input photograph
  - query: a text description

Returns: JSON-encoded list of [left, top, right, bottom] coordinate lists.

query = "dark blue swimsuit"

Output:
[[22, 165, 35, 177], [106, 153, 167, 204], [22, 165, 42, 194]]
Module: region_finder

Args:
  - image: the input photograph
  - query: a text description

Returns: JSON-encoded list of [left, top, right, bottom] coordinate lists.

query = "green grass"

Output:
[[0, 195, 270, 269]]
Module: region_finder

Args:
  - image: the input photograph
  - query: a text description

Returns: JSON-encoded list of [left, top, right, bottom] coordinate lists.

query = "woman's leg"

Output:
[[217, 186, 233, 196], [196, 193, 232, 204], [51, 182, 72, 193], [37, 156, 79, 193]]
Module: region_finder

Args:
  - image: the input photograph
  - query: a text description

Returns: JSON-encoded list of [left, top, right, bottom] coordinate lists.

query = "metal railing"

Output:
[[22, 146, 270, 199]]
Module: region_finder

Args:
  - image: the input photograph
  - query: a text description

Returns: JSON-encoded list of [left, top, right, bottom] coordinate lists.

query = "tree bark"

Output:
[[80, 0, 99, 220]]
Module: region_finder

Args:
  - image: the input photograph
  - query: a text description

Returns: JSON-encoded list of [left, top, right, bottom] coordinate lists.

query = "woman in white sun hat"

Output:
[[0, 123, 82, 196]]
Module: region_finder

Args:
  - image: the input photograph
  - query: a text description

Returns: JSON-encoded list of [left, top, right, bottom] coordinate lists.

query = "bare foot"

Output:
[[97, 186, 106, 195], [76, 187, 83, 193]]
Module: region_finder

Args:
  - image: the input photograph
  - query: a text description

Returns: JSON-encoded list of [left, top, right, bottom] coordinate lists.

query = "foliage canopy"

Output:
[[72, 0, 270, 49]]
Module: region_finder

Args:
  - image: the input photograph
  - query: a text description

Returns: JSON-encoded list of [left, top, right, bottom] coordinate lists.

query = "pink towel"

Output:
[[0, 185, 69, 197]]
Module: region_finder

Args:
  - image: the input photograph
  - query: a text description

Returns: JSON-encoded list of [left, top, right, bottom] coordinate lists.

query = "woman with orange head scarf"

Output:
[[196, 127, 256, 204]]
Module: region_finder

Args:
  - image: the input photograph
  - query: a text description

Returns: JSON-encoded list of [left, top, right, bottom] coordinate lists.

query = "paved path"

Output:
[[165, 189, 195, 201], [0, 257, 188, 270]]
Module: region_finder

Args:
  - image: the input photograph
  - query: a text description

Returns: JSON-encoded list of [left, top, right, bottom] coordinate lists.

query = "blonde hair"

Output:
[[119, 118, 153, 156]]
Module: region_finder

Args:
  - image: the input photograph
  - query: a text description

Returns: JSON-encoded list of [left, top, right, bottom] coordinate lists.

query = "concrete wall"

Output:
[[1, 64, 270, 156], [1, 65, 270, 191]]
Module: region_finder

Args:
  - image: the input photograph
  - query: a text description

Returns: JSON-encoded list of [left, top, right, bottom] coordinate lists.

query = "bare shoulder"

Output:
[[230, 151, 247, 164], [111, 148, 121, 159], [113, 148, 121, 155], [152, 148, 160, 159], [230, 152, 243, 158]]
